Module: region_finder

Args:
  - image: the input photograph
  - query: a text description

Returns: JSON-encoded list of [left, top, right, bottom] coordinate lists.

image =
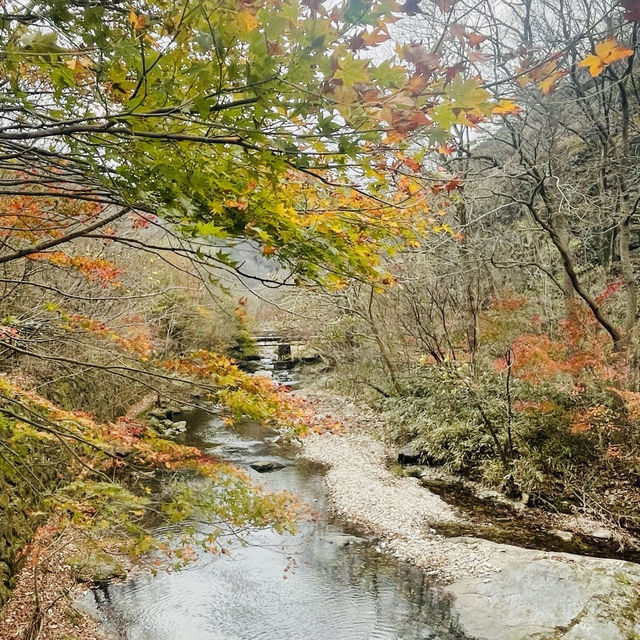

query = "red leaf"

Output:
[[445, 178, 462, 192], [466, 32, 486, 48]]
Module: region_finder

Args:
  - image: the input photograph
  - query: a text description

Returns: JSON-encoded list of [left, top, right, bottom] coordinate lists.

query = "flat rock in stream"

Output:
[[249, 460, 288, 472], [320, 533, 363, 547], [444, 545, 640, 640]]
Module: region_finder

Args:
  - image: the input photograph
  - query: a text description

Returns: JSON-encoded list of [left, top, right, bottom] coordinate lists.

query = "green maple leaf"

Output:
[[446, 76, 491, 109], [335, 56, 371, 88]]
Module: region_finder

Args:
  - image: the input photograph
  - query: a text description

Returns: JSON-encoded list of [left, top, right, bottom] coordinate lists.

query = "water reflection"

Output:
[[81, 413, 466, 640]]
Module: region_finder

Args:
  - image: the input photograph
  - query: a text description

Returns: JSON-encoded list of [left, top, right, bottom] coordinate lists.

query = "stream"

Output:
[[80, 343, 469, 640]]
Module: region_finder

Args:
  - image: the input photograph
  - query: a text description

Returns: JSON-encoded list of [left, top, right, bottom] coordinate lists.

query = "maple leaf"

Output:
[[237, 10, 259, 33], [445, 178, 462, 192], [335, 56, 371, 87], [437, 144, 455, 155], [349, 33, 366, 51], [578, 38, 634, 77], [390, 108, 431, 134], [491, 99, 522, 116], [362, 27, 390, 47], [401, 0, 422, 15], [402, 45, 441, 78], [446, 76, 490, 109], [433, 0, 457, 11], [469, 50, 488, 64], [526, 56, 561, 82], [65, 56, 94, 73], [443, 62, 465, 84], [403, 156, 422, 172], [539, 70, 568, 95], [128, 10, 147, 30], [449, 24, 466, 41], [466, 32, 486, 48], [405, 74, 429, 96]]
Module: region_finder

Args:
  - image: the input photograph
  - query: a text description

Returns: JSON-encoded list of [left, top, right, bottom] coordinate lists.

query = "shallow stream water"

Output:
[[80, 341, 468, 639]]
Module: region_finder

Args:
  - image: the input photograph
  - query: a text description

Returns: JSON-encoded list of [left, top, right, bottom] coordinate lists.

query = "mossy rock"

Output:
[[68, 554, 126, 583]]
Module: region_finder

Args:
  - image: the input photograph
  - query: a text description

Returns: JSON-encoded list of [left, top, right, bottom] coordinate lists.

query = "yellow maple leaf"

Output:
[[578, 38, 634, 77], [128, 9, 147, 30], [237, 10, 259, 34], [491, 99, 522, 116], [65, 58, 84, 72]]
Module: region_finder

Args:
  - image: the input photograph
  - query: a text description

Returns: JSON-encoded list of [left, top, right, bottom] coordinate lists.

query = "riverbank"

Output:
[[4, 385, 640, 640], [0, 394, 159, 640], [299, 389, 640, 639], [0, 524, 111, 640]]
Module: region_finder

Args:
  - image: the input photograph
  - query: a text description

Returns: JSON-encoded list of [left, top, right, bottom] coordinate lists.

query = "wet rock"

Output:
[[397, 444, 421, 465], [148, 407, 168, 420], [500, 473, 522, 500], [164, 405, 182, 418], [249, 460, 287, 473], [402, 465, 424, 479], [238, 360, 262, 373], [320, 534, 362, 547], [170, 420, 187, 433], [445, 553, 640, 640], [69, 556, 125, 583], [551, 529, 574, 542]]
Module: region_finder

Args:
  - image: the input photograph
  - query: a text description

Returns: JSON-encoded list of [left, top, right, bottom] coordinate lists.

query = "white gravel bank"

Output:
[[301, 428, 516, 583], [298, 392, 640, 640]]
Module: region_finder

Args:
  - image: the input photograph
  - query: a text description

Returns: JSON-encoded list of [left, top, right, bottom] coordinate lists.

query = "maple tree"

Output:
[[0, 0, 505, 286], [0, 0, 515, 601]]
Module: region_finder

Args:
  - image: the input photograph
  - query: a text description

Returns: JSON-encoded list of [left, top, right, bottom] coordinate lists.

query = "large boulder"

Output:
[[445, 550, 640, 640]]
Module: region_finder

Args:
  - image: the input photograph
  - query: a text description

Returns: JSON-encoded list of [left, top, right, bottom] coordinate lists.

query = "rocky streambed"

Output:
[[78, 390, 640, 640], [300, 393, 640, 640]]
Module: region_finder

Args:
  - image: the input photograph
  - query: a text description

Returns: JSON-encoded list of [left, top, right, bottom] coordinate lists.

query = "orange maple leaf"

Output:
[[128, 10, 147, 30], [539, 70, 568, 95], [362, 27, 390, 48], [491, 99, 522, 116], [437, 144, 455, 155], [466, 32, 486, 48], [578, 38, 634, 77]]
